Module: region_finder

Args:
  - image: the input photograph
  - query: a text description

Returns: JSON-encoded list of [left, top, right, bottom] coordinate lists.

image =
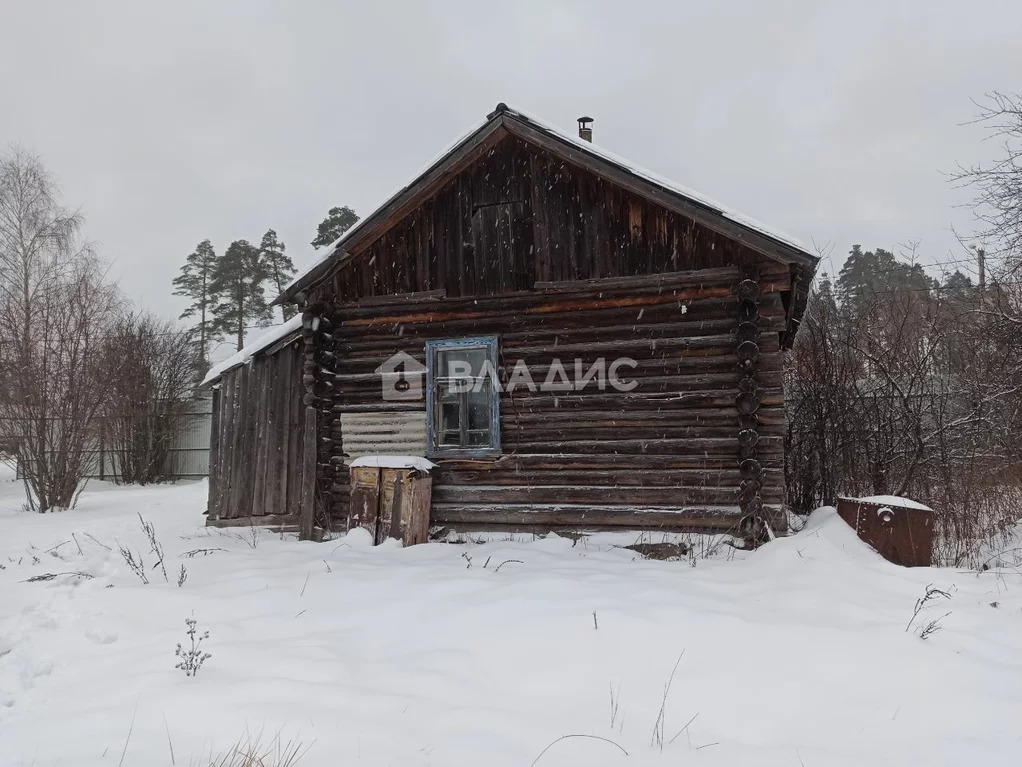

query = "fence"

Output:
[[9, 397, 213, 481]]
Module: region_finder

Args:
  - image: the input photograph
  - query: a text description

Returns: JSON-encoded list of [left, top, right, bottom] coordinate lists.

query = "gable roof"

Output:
[[276, 103, 818, 306]]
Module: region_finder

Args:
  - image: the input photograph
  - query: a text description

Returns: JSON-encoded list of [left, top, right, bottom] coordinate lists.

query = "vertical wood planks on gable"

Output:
[[324, 137, 766, 306], [529, 153, 552, 283]]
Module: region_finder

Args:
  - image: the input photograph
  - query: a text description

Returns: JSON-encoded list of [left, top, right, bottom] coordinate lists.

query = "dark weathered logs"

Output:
[[299, 406, 317, 540], [736, 278, 760, 301], [737, 340, 760, 362], [432, 485, 741, 506], [737, 428, 759, 447], [300, 253, 796, 534], [734, 267, 770, 533], [431, 505, 744, 530], [736, 321, 760, 343], [736, 392, 761, 414], [739, 458, 762, 479]]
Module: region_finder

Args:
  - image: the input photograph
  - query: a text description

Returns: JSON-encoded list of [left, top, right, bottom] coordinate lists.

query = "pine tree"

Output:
[[259, 229, 298, 320], [836, 245, 937, 317], [210, 240, 273, 352], [171, 239, 218, 375], [311, 205, 359, 249]]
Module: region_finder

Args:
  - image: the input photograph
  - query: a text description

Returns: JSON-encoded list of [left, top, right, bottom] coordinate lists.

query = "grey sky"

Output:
[[2, 0, 1019, 347]]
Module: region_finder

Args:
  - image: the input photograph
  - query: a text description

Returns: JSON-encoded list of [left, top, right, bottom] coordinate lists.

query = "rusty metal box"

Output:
[[836, 496, 934, 567]]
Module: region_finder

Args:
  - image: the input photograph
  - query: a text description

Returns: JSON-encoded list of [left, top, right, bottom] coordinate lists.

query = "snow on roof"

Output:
[[504, 105, 812, 254], [201, 315, 303, 386], [280, 104, 815, 302], [349, 455, 437, 472], [854, 495, 933, 512]]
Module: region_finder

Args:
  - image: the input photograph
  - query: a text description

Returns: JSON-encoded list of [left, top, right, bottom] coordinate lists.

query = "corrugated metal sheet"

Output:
[[341, 411, 427, 461]]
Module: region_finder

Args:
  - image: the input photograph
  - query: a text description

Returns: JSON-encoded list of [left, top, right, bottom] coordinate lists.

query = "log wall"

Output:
[[311, 261, 789, 533]]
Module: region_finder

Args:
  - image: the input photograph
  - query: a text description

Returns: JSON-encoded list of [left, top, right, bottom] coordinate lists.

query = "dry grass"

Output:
[[200, 734, 308, 767], [927, 483, 1022, 569]]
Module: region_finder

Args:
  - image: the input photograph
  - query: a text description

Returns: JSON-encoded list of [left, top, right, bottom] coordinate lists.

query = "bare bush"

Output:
[[786, 249, 1022, 565], [102, 312, 194, 484]]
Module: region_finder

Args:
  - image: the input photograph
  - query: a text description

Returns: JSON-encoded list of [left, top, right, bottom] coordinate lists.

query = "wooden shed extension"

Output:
[[209, 103, 818, 538], [204, 320, 313, 532]]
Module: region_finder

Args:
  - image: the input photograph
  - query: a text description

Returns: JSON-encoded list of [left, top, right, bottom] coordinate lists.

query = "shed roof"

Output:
[[201, 315, 303, 386], [276, 103, 819, 306]]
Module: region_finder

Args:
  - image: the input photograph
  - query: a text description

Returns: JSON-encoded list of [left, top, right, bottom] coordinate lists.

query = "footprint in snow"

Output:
[[84, 627, 118, 645]]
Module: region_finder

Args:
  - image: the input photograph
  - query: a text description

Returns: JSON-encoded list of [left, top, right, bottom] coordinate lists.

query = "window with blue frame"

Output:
[[425, 336, 501, 458]]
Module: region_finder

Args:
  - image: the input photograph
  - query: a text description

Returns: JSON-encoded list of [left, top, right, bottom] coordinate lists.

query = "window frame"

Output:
[[425, 336, 501, 459]]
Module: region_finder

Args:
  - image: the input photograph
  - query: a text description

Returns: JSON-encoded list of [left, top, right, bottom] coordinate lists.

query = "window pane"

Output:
[[440, 347, 487, 378], [467, 389, 491, 431], [439, 400, 460, 437], [466, 430, 489, 447]]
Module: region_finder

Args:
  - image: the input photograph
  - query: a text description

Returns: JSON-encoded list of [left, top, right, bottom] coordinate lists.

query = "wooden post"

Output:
[[299, 405, 317, 541]]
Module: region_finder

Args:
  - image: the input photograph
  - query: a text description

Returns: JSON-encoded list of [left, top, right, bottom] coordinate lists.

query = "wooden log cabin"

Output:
[[204, 104, 818, 540]]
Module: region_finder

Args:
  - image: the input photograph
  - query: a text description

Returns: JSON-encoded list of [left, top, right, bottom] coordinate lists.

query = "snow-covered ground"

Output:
[[1, 465, 1020, 766]]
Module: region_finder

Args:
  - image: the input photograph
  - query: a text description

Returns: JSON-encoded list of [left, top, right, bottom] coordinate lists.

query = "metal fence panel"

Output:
[[10, 398, 213, 481]]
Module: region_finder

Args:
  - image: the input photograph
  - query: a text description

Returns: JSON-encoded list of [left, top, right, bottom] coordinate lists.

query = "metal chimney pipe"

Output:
[[577, 116, 593, 142]]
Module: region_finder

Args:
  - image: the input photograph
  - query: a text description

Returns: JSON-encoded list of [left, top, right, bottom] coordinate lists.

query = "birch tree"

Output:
[[0, 147, 119, 510]]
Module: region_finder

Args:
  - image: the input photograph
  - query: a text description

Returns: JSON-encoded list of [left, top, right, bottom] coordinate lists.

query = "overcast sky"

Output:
[[2, 0, 1019, 347]]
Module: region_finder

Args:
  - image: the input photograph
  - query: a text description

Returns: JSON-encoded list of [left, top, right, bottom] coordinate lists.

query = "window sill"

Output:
[[427, 448, 502, 461]]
